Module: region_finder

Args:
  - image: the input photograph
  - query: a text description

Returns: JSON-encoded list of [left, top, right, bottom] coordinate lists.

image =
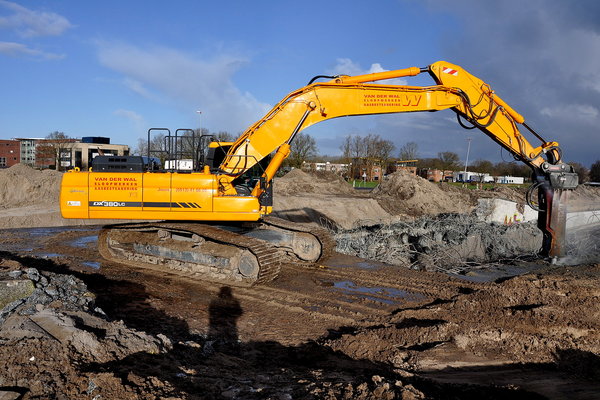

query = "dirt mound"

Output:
[[372, 170, 471, 217], [275, 169, 356, 196], [0, 164, 62, 209], [439, 182, 527, 207], [570, 184, 600, 212]]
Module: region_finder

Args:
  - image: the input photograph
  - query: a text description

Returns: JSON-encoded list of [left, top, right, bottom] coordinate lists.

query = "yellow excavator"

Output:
[[60, 61, 578, 286]]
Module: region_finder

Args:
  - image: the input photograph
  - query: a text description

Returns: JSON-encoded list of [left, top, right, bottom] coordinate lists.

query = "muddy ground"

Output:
[[0, 166, 599, 399]]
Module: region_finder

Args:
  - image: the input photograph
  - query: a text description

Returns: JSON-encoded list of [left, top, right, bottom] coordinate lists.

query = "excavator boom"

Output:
[[218, 60, 577, 257]]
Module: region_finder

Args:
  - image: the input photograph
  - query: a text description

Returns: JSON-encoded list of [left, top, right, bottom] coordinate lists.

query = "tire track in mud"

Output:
[[220, 255, 484, 329], [286, 258, 482, 301]]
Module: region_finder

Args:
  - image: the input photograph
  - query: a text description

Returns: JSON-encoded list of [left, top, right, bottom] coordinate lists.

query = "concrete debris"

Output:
[[0, 266, 95, 324], [0, 390, 22, 400], [475, 198, 537, 224], [335, 214, 542, 271], [0, 279, 34, 310], [0, 261, 176, 399]]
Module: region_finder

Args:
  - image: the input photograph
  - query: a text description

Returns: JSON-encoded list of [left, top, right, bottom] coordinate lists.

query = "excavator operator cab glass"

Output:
[[232, 155, 272, 196]]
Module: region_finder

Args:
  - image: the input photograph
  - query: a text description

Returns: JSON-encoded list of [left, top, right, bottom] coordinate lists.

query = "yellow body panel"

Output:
[[60, 172, 90, 219], [60, 170, 264, 221]]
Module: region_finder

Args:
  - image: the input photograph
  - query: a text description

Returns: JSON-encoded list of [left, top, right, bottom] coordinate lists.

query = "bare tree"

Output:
[[286, 132, 317, 168], [470, 159, 494, 174], [215, 131, 234, 141], [493, 161, 531, 178], [365, 133, 395, 174], [569, 161, 589, 183], [437, 151, 460, 170], [340, 135, 352, 162], [36, 131, 75, 171], [398, 142, 418, 161], [134, 133, 169, 164], [341, 133, 394, 179]]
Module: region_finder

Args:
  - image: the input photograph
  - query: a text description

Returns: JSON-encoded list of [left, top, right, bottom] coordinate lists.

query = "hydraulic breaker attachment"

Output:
[[535, 165, 579, 258]]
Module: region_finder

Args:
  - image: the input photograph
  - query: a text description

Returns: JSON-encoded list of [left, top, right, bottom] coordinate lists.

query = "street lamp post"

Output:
[[195, 110, 202, 170], [464, 137, 472, 173], [196, 110, 202, 133]]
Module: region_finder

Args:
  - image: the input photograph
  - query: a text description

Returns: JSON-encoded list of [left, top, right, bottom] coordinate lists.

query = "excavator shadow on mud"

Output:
[[60, 61, 578, 286]]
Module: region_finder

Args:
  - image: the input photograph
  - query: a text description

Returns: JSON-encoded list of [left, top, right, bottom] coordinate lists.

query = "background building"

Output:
[[64, 137, 129, 170], [2, 137, 129, 170], [0, 140, 21, 168]]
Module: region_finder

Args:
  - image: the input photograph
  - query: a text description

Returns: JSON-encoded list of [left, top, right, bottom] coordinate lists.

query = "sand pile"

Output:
[[372, 170, 471, 217], [275, 169, 356, 196], [570, 184, 600, 212], [0, 164, 62, 209]]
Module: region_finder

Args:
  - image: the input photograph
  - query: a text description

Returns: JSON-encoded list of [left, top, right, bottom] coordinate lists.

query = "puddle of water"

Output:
[[82, 261, 101, 269], [70, 235, 98, 248], [324, 253, 384, 270], [456, 263, 547, 283], [333, 280, 426, 304], [36, 253, 62, 258]]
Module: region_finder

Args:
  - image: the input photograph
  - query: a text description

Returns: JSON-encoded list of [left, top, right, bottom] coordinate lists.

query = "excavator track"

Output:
[[98, 222, 283, 287], [97, 218, 336, 287], [262, 216, 337, 263]]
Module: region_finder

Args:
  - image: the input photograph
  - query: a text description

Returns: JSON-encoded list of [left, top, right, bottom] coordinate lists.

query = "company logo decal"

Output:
[[91, 201, 127, 207]]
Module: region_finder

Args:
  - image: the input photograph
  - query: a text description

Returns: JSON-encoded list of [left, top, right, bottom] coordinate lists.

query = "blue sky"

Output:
[[1, 0, 599, 166]]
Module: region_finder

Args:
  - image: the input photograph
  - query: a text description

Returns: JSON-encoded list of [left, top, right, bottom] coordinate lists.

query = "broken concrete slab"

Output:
[[0, 390, 23, 400], [28, 309, 101, 355], [0, 279, 34, 310], [475, 198, 537, 225]]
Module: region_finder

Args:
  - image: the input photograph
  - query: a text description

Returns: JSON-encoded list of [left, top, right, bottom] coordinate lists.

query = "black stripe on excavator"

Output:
[[143, 202, 177, 208], [89, 201, 201, 209]]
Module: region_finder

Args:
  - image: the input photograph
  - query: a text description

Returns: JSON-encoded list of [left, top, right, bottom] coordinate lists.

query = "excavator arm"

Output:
[[219, 61, 578, 258]]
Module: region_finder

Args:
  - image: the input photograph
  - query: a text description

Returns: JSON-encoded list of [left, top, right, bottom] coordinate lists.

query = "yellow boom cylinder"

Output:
[[490, 93, 525, 124], [251, 143, 291, 197], [335, 67, 421, 84]]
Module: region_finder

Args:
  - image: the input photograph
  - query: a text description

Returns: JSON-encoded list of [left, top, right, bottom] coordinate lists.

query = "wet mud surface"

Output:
[[0, 226, 599, 399]]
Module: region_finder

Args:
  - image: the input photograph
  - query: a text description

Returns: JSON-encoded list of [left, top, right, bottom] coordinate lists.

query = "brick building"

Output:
[[0, 140, 21, 168], [2, 137, 129, 170]]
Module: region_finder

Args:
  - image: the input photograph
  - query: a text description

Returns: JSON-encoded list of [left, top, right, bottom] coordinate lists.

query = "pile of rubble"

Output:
[[0, 260, 174, 399], [335, 213, 542, 272]]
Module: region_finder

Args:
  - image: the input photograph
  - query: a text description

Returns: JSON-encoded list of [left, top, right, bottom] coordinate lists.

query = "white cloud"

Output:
[[122, 78, 160, 101], [97, 42, 270, 134], [329, 58, 408, 85], [0, 0, 73, 37], [115, 109, 144, 123], [114, 109, 146, 133], [541, 104, 599, 122], [0, 41, 64, 60]]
